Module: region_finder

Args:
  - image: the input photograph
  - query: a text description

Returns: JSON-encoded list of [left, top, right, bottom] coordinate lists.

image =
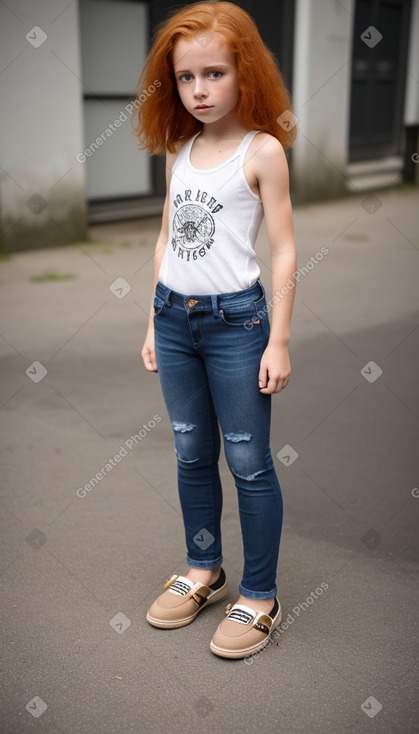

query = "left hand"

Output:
[[258, 344, 291, 394]]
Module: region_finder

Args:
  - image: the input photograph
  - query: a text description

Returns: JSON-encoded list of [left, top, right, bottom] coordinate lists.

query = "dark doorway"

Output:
[[349, 0, 411, 162]]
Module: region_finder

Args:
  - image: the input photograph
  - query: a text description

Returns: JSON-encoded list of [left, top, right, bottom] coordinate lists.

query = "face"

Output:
[[172, 33, 239, 125]]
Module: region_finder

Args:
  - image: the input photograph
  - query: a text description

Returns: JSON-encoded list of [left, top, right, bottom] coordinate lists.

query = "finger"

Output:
[[261, 376, 288, 394], [146, 361, 158, 372], [258, 364, 268, 390], [259, 375, 277, 394], [142, 350, 157, 372]]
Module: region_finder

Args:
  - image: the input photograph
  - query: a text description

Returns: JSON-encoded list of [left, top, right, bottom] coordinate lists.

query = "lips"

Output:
[[195, 105, 213, 110]]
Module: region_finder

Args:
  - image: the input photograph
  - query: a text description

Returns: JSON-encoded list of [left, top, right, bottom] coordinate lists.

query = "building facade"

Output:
[[0, 0, 417, 251]]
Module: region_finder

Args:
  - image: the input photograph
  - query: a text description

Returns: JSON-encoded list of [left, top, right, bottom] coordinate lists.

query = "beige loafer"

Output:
[[210, 597, 282, 659], [146, 568, 229, 629]]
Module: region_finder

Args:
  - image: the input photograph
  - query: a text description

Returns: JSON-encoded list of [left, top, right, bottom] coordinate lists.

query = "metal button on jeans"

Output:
[[187, 298, 199, 308]]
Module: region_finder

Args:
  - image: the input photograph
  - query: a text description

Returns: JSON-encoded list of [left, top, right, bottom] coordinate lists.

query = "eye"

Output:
[[178, 73, 193, 82], [209, 71, 223, 79]]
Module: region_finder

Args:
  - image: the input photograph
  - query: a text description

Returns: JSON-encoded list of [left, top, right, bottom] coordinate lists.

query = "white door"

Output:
[[79, 0, 150, 200]]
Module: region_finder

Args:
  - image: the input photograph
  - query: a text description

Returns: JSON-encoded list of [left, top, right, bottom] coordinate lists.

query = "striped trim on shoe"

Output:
[[209, 598, 282, 659], [146, 569, 229, 629]]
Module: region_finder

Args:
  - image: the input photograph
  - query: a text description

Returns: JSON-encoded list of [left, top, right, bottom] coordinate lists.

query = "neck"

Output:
[[199, 111, 250, 142]]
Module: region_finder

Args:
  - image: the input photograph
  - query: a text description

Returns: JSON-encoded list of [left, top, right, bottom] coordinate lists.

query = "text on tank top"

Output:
[[158, 130, 264, 295]]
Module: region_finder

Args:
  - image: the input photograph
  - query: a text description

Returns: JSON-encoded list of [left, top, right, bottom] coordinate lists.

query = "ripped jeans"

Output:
[[153, 279, 283, 600]]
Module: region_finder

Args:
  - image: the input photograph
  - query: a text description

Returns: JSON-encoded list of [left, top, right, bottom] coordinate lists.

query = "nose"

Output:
[[193, 77, 208, 98]]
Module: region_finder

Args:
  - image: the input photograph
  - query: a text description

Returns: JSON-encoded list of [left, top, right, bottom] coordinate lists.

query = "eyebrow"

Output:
[[174, 64, 230, 74]]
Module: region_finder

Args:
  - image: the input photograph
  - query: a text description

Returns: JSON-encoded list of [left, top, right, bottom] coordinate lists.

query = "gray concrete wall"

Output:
[[405, 0, 419, 186], [291, 0, 355, 203], [0, 0, 87, 252], [404, 0, 419, 126]]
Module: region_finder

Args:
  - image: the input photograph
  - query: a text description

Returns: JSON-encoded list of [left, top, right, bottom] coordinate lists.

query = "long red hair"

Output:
[[132, 1, 296, 154]]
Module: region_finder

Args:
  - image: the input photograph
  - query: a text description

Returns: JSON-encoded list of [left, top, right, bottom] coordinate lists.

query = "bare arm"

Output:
[[251, 135, 297, 394], [141, 151, 176, 372]]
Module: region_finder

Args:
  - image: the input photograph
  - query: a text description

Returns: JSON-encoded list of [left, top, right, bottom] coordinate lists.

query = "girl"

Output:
[[132, 0, 297, 659]]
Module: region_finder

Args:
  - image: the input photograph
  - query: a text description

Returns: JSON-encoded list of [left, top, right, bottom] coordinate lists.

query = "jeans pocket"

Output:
[[219, 298, 263, 328], [153, 295, 166, 316]]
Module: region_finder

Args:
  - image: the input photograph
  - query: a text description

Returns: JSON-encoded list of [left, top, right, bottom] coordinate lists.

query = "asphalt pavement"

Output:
[[0, 186, 418, 733]]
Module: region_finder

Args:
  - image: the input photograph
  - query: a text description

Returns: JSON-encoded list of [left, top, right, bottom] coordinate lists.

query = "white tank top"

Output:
[[158, 130, 264, 295]]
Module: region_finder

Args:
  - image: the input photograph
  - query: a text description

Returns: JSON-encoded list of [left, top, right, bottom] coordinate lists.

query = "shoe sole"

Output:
[[209, 606, 283, 659], [146, 583, 229, 629]]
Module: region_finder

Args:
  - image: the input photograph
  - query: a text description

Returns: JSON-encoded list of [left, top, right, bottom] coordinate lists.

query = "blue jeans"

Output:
[[153, 279, 283, 600]]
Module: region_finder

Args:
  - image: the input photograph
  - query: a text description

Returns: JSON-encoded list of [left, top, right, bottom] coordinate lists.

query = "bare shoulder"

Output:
[[165, 138, 190, 186], [244, 133, 289, 197], [166, 148, 178, 171], [248, 132, 287, 170], [165, 145, 180, 187], [166, 142, 185, 168]]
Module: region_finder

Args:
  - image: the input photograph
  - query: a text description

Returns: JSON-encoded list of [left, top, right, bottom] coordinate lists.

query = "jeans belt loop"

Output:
[[211, 294, 219, 318]]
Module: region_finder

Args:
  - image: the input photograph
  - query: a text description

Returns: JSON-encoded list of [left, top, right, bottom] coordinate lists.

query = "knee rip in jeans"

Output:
[[172, 421, 199, 464], [223, 432, 265, 481]]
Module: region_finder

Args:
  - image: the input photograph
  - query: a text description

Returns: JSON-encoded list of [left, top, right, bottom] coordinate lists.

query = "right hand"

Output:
[[141, 329, 158, 372]]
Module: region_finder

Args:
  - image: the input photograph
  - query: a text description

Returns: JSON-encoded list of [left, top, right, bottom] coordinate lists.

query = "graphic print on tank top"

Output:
[[171, 191, 223, 262], [158, 131, 263, 294]]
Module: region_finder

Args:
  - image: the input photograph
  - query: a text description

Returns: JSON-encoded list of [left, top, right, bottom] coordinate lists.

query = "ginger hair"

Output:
[[131, 1, 296, 154]]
